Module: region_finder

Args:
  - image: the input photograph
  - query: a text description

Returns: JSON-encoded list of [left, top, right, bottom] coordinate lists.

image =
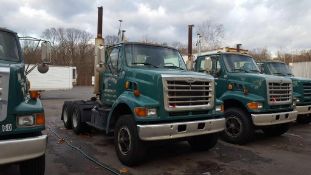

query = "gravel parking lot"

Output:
[[1, 86, 311, 175]]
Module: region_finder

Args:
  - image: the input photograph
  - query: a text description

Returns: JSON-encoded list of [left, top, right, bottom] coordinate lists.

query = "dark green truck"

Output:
[[0, 28, 50, 175], [258, 61, 311, 124], [194, 47, 297, 144], [61, 42, 225, 166]]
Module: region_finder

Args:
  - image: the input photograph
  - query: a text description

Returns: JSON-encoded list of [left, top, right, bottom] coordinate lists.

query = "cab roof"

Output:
[[0, 27, 16, 34], [198, 47, 251, 57], [106, 42, 178, 51]]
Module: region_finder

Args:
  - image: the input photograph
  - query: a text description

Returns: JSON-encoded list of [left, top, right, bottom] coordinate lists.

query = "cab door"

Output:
[[210, 55, 227, 98], [102, 46, 124, 105]]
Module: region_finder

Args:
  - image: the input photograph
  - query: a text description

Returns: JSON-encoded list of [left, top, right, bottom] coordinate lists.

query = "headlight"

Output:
[[216, 104, 224, 112], [17, 113, 45, 127], [247, 102, 263, 110], [18, 116, 34, 127], [134, 107, 157, 117]]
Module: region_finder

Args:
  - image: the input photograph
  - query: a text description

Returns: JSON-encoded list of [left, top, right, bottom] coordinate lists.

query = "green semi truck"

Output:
[[194, 47, 298, 144], [258, 61, 311, 124], [0, 27, 51, 175], [61, 8, 225, 166]]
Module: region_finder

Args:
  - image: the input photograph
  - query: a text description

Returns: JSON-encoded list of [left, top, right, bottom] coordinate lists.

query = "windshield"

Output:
[[267, 62, 293, 76], [0, 31, 20, 61], [125, 44, 186, 70], [223, 54, 260, 73]]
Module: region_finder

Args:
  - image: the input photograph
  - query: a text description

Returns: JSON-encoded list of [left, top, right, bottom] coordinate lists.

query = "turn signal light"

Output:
[[247, 102, 263, 110], [134, 107, 147, 117], [29, 90, 40, 99], [227, 83, 233, 90], [35, 113, 45, 125]]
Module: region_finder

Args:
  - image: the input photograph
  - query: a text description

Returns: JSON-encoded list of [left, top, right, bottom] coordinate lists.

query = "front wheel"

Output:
[[221, 107, 254, 144], [262, 123, 290, 137], [296, 115, 311, 124], [114, 115, 146, 166], [20, 154, 45, 175], [188, 133, 218, 151]]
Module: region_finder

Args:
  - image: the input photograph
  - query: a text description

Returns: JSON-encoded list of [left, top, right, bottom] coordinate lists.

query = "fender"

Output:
[[220, 91, 265, 109], [106, 91, 159, 133]]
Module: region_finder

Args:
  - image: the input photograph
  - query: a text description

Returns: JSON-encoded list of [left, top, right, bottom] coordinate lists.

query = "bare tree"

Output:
[[248, 48, 271, 61], [196, 20, 224, 50], [105, 35, 119, 45]]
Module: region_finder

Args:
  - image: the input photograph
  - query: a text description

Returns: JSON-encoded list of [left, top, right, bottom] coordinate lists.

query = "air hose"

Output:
[[47, 125, 122, 175]]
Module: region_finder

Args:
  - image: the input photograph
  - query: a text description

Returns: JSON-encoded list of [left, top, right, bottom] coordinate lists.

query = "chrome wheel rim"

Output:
[[225, 115, 242, 137], [63, 108, 68, 123], [72, 110, 78, 128], [118, 127, 131, 155]]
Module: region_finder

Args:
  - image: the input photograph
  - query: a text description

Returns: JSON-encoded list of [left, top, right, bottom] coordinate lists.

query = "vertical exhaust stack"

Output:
[[236, 44, 242, 52], [94, 6, 105, 95], [187, 25, 194, 70]]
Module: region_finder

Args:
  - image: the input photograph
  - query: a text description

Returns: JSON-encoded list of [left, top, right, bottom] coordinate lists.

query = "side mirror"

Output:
[[204, 57, 212, 72], [37, 63, 49, 74], [41, 41, 51, 64]]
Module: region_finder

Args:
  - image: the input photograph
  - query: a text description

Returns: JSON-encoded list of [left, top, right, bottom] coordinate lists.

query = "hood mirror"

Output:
[[37, 63, 49, 74], [41, 41, 51, 64], [204, 57, 212, 73]]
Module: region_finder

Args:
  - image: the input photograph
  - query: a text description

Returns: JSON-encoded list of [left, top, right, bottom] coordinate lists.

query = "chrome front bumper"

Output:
[[296, 105, 311, 115], [137, 118, 225, 141], [0, 135, 47, 165], [251, 111, 298, 126]]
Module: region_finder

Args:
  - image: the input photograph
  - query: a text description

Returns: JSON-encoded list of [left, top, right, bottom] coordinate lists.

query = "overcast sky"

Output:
[[1, 0, 310, 53]]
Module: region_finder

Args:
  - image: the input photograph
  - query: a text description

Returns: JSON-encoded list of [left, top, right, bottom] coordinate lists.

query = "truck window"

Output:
[[125, 44, 186, 70], [223, 54, 259, 73], [108, 47, 120, 73], [266, 62, 293, 76], [0, 31, 20, 61]]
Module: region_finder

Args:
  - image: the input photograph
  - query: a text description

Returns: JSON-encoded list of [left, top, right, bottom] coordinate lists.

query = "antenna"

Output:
[[118, 19, 123, 42]]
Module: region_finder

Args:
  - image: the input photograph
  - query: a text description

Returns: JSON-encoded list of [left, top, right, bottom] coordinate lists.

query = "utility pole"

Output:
[[187, 24, 194, 70]]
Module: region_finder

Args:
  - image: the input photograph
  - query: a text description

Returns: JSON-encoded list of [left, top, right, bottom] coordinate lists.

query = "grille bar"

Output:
[[163, 76, 214, 111], [267, 81, 292, 105], [303, 82, 311, 98]]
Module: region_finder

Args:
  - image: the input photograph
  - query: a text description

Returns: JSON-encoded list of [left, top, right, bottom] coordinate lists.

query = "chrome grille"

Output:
[[267, 81, 292, 105], [163, 75, 214, 111], [303, 82, 311, 98]]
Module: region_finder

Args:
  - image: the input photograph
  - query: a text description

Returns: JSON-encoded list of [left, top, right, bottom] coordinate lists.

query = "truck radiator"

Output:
[[267, 81, 292, 105], [163, 77, 214, 111], [303, 82, 311, 99]]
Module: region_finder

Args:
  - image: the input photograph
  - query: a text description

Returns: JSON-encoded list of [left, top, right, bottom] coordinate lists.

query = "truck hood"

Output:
[[229, 72, 291, 85]]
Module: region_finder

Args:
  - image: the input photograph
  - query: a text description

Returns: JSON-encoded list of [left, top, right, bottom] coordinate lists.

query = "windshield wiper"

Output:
[[273, 72, 286, 76], [249, 69, 260, 73], [132, 62, 159, 68], [233, 68, 248, 72], [163, 65, 185, 70]]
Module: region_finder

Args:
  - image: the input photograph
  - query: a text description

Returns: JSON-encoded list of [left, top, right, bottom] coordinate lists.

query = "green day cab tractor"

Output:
[[258, 61, 311, 124], [61, 41, 225, 166], [194, 46, 298, 144], [61, 8, 224, 166], [0, 28, 51, 175]]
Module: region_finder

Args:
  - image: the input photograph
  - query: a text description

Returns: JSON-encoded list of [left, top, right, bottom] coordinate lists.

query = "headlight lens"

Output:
[[216, 104, 224, 112], [17, 113, 45, 127], [247, 102, 263, 110], [18, 116, 34, 127], [134, 107, 157, 117]]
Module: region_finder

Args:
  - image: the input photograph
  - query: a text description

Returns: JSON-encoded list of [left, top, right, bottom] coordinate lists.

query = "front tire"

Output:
[[296, 115, 311, 124], [20, 154, 45, 175], [221, 107, 254, 144], [262, 123, 290, 137], [188, 133, 218, 151], [114, 115, 146, 166]]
